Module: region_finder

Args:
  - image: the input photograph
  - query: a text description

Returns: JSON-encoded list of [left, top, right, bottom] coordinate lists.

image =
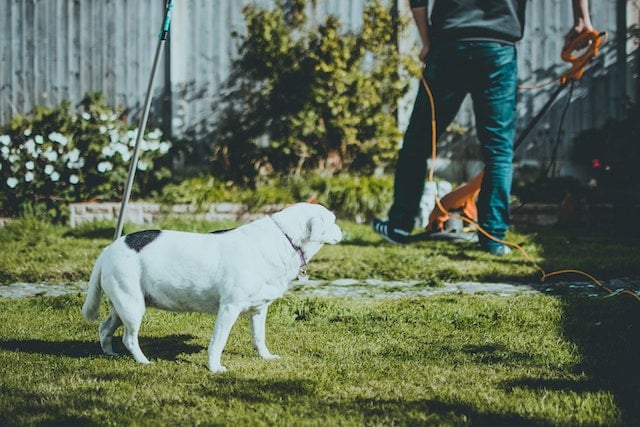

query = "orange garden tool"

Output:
[[424, 30, 606, 233]]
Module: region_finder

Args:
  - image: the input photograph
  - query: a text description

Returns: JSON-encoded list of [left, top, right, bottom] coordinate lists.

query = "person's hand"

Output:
[[563, 21, 594, 51], [419, 42, 430, 63]]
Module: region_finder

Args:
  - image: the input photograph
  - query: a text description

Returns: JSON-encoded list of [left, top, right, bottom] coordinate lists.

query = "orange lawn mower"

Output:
[[412, 30, 606, 242]]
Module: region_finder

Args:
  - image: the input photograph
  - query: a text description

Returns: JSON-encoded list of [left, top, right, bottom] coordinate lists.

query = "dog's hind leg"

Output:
[[208, 304, 242, 373], [250, 304, 280, 360], [99, 306, 122, 356], [110, 292, 151, 365]]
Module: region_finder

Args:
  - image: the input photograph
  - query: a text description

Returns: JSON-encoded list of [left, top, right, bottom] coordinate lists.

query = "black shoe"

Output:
[[372, 219, 410, 244]]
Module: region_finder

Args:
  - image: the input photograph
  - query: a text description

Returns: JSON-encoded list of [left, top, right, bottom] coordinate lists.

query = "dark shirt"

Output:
[[409, 0, 527, 44]]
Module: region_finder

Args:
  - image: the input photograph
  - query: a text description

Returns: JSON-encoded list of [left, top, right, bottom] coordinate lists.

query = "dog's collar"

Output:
[[269, 216, 308, 277]]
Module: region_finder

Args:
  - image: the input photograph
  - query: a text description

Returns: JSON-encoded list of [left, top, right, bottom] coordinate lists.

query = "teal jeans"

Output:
[[388, 41, 518, 251]]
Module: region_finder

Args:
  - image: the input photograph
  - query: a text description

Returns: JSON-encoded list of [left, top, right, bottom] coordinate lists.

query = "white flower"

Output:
[[126, 129, 138, 142], [23, 128, 32, 137], [25, 161, 35, 170], [114, 142, 128, 154], [44, 149, 58, 162], [82, 112, 91, 120], [101, 145, 115, 157], [49, 132, 68, 146], [97, 161, 113, 173], [50, 171, 60, 182], [69, 174, 79, 184], [146, 140, 160, 152], [35, 135, 44, 144], [1, 146, 9, 158], [66, 148, 81, 163], [25, 171, 35, 182], [24, 139, 37, 157], [120, 151, 131, 162], [8, 153, 20, 164], [100, 113, 108, 121], [70, 157, 85, 169], [159, 141, 171, 154], [113, 142, 131, 162], [109, 130, 120, 144], [99, 125, 107, 134], [147, 128, 162, 140], [137, 160, 148, 171], [44, 164, 55, 175], [0, 135, 10, 146], [6, 177, 18, 188]]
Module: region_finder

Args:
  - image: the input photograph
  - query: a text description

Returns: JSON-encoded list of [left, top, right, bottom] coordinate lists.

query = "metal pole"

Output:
[[114, 0, 174, 240]]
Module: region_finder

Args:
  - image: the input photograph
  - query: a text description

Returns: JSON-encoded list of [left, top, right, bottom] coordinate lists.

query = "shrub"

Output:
[[210, 0, 415, 184], [0, 93, 173, 221], [158, 172, 393, 222]]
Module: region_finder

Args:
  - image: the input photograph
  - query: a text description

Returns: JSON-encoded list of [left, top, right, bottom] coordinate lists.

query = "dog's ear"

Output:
[[308, 212, 338, 242], [308, 216, 325, 242]]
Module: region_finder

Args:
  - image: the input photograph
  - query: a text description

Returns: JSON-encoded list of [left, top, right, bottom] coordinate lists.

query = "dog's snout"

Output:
[[328, 224, 343, 244]]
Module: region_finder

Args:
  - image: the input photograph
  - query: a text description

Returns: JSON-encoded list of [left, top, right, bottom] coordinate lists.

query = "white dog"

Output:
[[82, 202, 342, 372]]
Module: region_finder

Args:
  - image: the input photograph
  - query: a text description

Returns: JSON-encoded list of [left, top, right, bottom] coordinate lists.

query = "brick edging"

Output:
[[68, 202, 286, 228]]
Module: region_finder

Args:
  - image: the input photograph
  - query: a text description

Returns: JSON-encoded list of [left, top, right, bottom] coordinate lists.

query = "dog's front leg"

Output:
[[250, 304, 280, 360], [208, 304, 241, 373]]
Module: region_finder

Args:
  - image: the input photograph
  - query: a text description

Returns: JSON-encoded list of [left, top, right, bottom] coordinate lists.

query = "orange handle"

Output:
[[560, 30, 605, 84]]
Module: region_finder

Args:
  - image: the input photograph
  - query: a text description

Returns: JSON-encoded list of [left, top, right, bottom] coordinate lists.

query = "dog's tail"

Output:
[[82, 252, 104, 321]]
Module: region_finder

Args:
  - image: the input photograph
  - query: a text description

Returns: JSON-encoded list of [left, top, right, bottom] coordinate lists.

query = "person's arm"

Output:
[[564, 0, 594, 50], [410, 4, 430, 62]]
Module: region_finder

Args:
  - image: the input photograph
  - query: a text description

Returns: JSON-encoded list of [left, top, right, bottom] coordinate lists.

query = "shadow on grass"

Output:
[[560, 297, 640, 426], [527, 225, 640, 424], [497, 297, 639, 426], [0, 334, 202, 361], [200, 376, 547, 425], [345, 397, 546, 426], [209, 376, 317, 403]]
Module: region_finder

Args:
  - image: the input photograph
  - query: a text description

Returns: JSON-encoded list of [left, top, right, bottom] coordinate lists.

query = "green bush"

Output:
[[158, 172, 394, 222], [210, 0, 415, 184], [0, 92, 173, 221]]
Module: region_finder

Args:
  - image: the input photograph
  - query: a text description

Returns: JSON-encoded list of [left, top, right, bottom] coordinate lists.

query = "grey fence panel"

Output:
[[0, 0, 166, 126], [1, 0, 637, 179]]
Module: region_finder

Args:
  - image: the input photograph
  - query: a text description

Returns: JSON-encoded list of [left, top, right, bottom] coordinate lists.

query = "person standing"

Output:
[[373, 0, 593, 255]]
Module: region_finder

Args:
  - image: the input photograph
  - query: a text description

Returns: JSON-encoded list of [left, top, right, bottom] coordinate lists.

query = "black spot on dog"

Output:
[[209, 228, 236, 234], [125, 230, 162, 252]]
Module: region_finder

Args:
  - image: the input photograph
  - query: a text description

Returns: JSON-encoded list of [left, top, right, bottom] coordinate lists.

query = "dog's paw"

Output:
[[262, 354, 281, 360], [209, 364, 228, 373]]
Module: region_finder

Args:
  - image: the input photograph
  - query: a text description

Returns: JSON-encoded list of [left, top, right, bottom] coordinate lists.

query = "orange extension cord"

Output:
[[419, 67, 639, 302]]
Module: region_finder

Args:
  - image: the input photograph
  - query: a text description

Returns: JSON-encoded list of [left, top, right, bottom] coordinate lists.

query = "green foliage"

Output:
[[210, 0, 412, 184], [0, 92, 173, 222], [290, 173, 394, 222], [158, 172, 394, 222]]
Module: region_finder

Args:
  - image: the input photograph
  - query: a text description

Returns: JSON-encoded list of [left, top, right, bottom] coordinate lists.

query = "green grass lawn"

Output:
[[1, 216, 639, 286], [1, 294, 638, 425], [0, 217, 639, 425]]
